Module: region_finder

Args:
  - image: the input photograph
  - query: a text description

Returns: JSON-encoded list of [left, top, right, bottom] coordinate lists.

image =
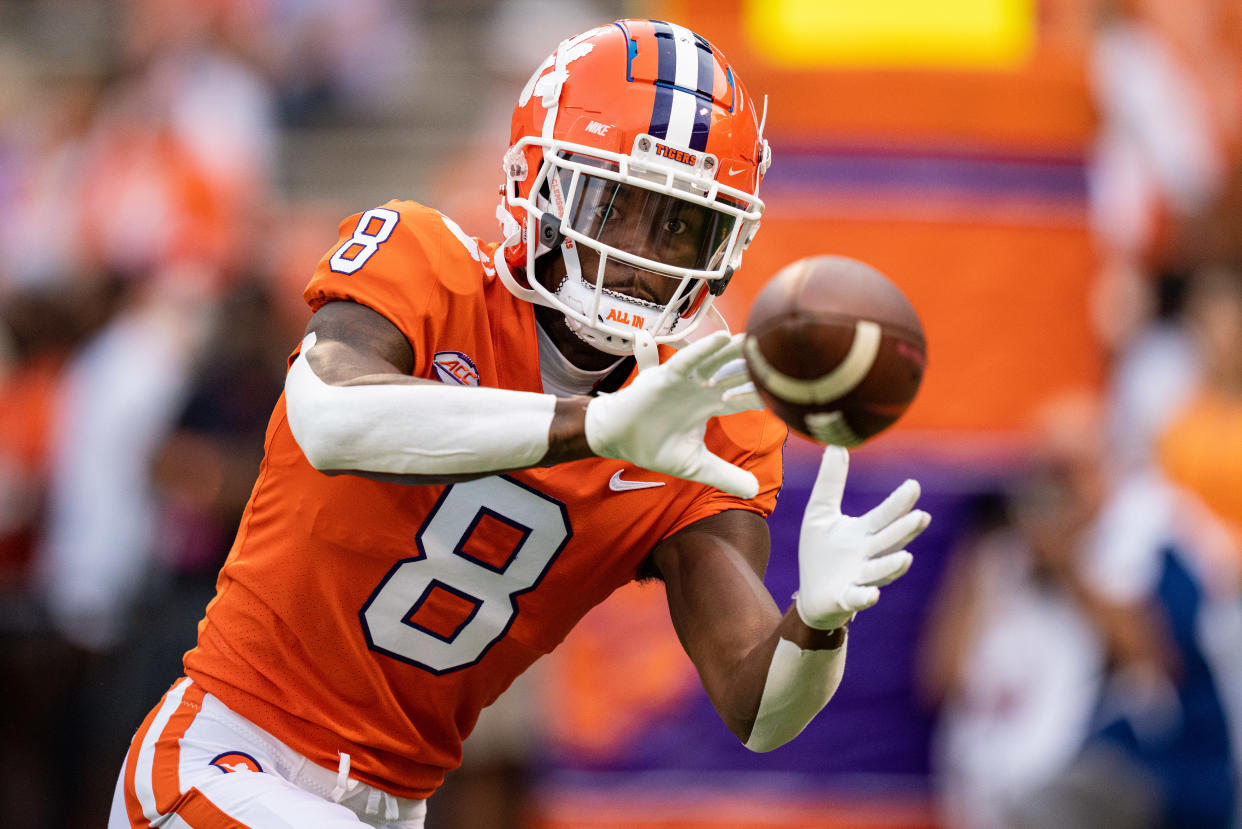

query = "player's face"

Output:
[[558, 162, 735, 306]]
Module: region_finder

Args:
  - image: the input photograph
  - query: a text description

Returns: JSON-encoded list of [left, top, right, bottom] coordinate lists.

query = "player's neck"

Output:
[[531, 251, 631, 373], [533, 305, 624, 373], [534, 317, 620, 396]]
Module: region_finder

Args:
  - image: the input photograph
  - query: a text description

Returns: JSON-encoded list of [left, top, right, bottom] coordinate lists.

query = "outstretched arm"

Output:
[[286, 300, 591, 485], [285, 300, 761, 493], [651, 509, 843, 746], [652, 447, 929, 751]]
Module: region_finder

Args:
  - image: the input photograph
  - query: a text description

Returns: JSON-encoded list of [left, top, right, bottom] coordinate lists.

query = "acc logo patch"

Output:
[[210, 751, 263, 774], [433, 351, 480, 386]]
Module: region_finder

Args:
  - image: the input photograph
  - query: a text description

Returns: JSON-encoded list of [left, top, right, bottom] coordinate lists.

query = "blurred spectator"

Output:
[[0, 278, 122, 586], [921, 392, 1242, 828], [83, 35, 276, 281], [1158, 265, 1242, 549], [28, 268, 214, 825], [920, 396, 1113, 829], [152, 277, 294, 578], [1086, 0, 1238, 481], [36, 270, 211, 653], [1087, 4, 1224, 274], [134, 276, 295, 693], [0, 276, 123, 829], [1, 0, 282, 659], [1017, 435, 1242, 827], [1104, 268, 1199, 474], [1086, 0, 1239, 353]]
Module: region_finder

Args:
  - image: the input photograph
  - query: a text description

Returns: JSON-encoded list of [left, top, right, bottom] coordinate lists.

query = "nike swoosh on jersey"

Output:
[[608, 470, 666, 492]]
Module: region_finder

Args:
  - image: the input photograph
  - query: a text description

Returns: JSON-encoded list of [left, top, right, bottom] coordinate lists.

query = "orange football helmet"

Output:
[[495, 19, 771, 365]]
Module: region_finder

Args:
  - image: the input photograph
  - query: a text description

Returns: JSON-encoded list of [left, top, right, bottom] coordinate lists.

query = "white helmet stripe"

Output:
[[665, 23, 702, 147], [669, 22, 701, 89], [666, 90, 698, 148]]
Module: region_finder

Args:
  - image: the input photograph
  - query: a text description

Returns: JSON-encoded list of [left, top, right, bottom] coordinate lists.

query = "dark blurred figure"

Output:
[[154, 279, 295, 579]]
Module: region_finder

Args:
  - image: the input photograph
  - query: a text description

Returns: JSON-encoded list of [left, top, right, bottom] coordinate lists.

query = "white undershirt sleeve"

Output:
[[284, 332, 558, 476], [743, 634, 848, 752]]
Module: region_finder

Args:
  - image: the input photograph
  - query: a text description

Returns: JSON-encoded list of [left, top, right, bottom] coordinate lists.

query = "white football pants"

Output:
[[110, 677, 427, 828]]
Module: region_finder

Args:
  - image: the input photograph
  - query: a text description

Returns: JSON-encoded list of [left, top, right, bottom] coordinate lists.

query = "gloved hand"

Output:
[[584, 331, 761, 498], [795, 446, 930, 630]]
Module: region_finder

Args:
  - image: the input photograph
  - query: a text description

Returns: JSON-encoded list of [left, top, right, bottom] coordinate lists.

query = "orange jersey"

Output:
[[184, 200, 786, 799]]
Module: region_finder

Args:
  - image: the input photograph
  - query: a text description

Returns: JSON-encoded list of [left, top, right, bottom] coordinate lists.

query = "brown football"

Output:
[[743, 256, 926, 446]]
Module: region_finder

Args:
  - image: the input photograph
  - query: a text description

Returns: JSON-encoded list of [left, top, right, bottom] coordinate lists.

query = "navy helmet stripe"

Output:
[[689, 37, 714, 151], [650, 87, 674, 140], [644, 20, 717, 151], [693, 35, 714, 98], [649, 20, 677, 139]]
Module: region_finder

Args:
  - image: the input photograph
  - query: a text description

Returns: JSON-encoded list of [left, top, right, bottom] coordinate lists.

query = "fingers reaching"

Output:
[[708, 356, 750, 389], [861, 479, 921, 533], [843, 584, 880, 613], [809, 446, 850, 516], [858, 551, 913, 587], [797, 454, 928, 629], [721, 382, 762, 414], [691, 332, 747, 381], [665, 331, 733, 379], [868, 509, 931, 557]]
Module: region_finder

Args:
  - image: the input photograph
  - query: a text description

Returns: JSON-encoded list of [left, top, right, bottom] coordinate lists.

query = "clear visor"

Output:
[[557, 164, 738, 273]]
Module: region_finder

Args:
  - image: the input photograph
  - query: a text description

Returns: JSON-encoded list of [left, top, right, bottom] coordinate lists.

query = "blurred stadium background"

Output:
[[2, 0, 1242, 827]]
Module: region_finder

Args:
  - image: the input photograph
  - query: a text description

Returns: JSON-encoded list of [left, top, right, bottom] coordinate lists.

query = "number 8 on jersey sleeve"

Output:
[[329, 207, 401, 275]]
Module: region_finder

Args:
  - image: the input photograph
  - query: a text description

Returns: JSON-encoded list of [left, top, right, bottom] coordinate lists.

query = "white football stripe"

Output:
[[744, 320, 882, 405], [134, 677, 192, 823], [805, 411, 864, 446]]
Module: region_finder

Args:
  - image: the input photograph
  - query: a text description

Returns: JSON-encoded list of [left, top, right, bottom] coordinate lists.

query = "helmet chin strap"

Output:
[[632, 330, 659, 372], [554, 238, 665, 372]]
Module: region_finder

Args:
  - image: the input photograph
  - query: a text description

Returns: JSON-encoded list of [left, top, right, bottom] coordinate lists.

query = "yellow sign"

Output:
[[742, 0, 1035, 69]]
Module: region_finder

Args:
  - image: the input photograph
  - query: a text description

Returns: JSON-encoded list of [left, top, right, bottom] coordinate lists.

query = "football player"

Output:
[[111, 19, 929, 829]]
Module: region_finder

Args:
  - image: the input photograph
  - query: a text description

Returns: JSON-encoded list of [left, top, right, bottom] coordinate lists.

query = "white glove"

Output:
[[584, 331, 762, 498], [795, 446, 930, 630]]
